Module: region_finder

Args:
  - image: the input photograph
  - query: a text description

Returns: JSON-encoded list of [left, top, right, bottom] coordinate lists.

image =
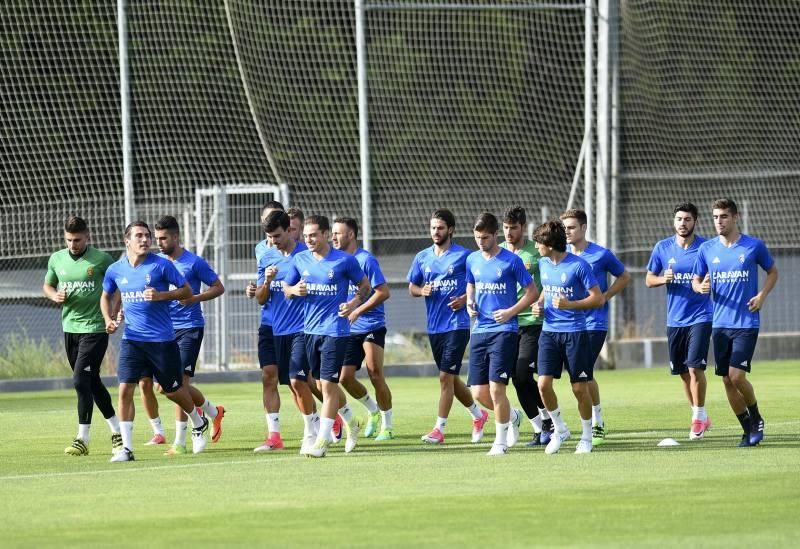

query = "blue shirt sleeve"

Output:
[[578, 261, 599, 292], [346, 255, 366, 285], [195, 257, 219, 287], [365, 255, 386, 288], [102, 265, 117, 293], [256, 255, 267, 286], [693, 247, 709, 279], [407, 255, 423, 285], [283, 261, 300, 286], [604, 249, 626, 277], [646, 244, 663, 274], [163, 260, 187, 288], [466, 256, 475, 285], [755, 240, 775, 271]]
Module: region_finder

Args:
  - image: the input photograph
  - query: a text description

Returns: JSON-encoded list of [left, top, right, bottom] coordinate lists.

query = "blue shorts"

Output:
[[275, 332, 308, 383], [118, 339, 183, 393], [429, 330, 470, 375], [712, 328, 759, 377], [342, 326, 387, 369], [587, 330, 607, 367], [667, 322, 712, 375], [175, 327, 204, 377], [305, 334, 347, 383], [258, 324, 277, 367], [467, 331, 518, 386], [537, 330, 593, 384]]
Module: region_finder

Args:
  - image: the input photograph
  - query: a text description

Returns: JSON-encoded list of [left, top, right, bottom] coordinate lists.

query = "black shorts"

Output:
[[667, 322, 711, 375], [117, 339, 183, 393], [342, 327, 387, 369], [64, 332, 109, 373], [429, 329, 470, 375], [175, 327, 204, 377], [712, 328, 759, 377], [258, 324, 277, 367], [517, 324, 542, 372]]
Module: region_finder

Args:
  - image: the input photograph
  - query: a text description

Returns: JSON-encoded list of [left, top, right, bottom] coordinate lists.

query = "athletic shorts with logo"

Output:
[[305, 334, 347, 383], [537, 330, 593, 384], [667, 322, 712, 375], [468, 331, 518, 386], [343, 326, 386, 369], [712, 328, 758, 376], [275, 332, 308, 383], [429, 329, 469, 375], [117, 339, 183, 392], [175, 327, 204, 377]]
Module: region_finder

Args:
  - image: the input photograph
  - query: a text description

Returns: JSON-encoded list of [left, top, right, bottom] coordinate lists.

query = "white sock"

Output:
[[691, 406, 700, 421], [466, 403, 483, 420], [267, 413, 281, 435], [187, 408, 204, 429], [697, 406, 707, 421], [120, 421, 134, 450], [358, 394, 379, 414], [548, 407, 568, 433], [317, 416, 334, 443], [302, 414, 314, 437], [581, 418, 592, 442], [338, 405, 354, 423], [201, 399, 218, 418], [381, 409, 393, 430], [494, 422, 509, 446], [310, 413, 320, 436], [175, 421, 188, 446], [106, 415, 120, 434], [77, 424, 90, 443], [149, 416, 164, 436], [538, 407, 550, 421], [592, 404, 603, 427], [435, 416, 447, 433], [530, 414, 543, 434]]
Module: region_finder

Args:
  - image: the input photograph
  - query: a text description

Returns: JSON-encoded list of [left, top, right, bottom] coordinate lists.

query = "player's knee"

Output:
[[73, 372, 92, 393], [366, 366, 385, 386], [261, 367, 278, 386]]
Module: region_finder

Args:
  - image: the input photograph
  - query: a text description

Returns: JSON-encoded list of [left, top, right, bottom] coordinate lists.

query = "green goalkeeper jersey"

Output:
[[500, 239, 542, 327], [44, 247, 114, 333]]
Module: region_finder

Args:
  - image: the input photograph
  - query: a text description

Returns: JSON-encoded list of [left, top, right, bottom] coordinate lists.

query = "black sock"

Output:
[[736, 411, 751, 434], [746, 402, 761, 422]]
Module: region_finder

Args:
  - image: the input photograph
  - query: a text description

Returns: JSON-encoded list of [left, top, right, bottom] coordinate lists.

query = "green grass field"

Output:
[[2, 362, 799, 548]]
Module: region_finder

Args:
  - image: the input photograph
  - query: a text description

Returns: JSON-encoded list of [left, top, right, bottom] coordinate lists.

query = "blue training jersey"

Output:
[[103, 253, 187, 342], [255, 240, 269, 263], [159, 249, 219, 329], [259, 241, 307, 336], [407, 243, 471, 334], [284, 247, 366, 337], [571, 242, 625, 331], [256, 246, 283, 326], [348, 248, 387, 334], [466, 247, 533, 333], [647, 235, 713, 328], [539, 253, 599, 332], [692, 234, 774, 329]]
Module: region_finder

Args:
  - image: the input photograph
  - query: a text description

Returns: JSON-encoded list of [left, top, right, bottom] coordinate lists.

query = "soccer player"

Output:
[[133, 216, 226, 456], [287, 207, 305, 244], [332, 217, 395, 441], [283, 215, 371, 458], [101, 221, 209, 462], [500, 206, 553, 446], [532, 220, 603, 454], [466, 212, 537, 456], [646, 203, 714, 439], [560, 209, 630, 445], [692, 198, 778, 447], [43, 216, 122, 457], [408, 209, 490, 445], [257, 210, 317, 454]]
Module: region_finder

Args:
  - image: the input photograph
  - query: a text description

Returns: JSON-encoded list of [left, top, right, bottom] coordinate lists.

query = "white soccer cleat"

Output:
[[345, 418, 361, 454], [545, 429, 571, 455], [487, 443, 509, 456], [306, 438, 329, 458], [191, 417, 209, 454], [574, 439, 593, 454], [299, 434, 316, 456], [506, 409, 522, 448], [110, 447, 135, 462]]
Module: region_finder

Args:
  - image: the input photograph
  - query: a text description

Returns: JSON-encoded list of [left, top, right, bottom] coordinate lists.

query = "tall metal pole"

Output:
[[583, 0, 594, 242], [355, 0, 372, 252], [596, 0, 609, 249], [119, 0, 134, 224]]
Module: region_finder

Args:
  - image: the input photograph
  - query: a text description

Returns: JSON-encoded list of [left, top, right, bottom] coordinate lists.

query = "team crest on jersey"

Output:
[[668, 257, 676, 265], [144, 274, 151, 285], [86, 266, 94, 277], [712, 257, 720, 264], [495, 268, 502, 277], [327, 269, 334, 280], [739, 254, 745, 264], [447, 265, 454, 275], [561, 273, 567, 283], [524, 262, 532, 270]]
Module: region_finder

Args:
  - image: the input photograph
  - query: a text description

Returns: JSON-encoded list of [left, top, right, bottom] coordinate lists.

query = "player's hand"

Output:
[[143, 285, 158, 301], [421, 282, 433, 297], [747, 293, 765, 312], [447, 295, 466, 311], [265, 266, 278, 283], [699, 274, 711, 295], [53, 289, 67, 304], [467, 302, 478, 318], [347, 310, 360, 323], [178, 295, 198, 306], [105, 318, 119, 334], [245, 280, 257, 298], [296, 280, 308, 297], [552, 294, 570, 310], [492, 308, 513, 324], [115, 310, 124, 325], [338, 302, 354, 318], [532, 301, 543, 317], [664, 267, 674, 284]]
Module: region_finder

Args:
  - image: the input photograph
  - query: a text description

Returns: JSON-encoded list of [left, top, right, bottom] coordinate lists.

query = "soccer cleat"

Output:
[[145, 433, 166, 446], [374, 428, 395, 441], [345, 418, 361, 453], [738, 433, 754, 447], [364, 411, 381, 438], [507, 409, 522, 448], [487, 443, 509, 456], [306, 438, 329, 458], [299, 434, 316, 456], [110, 447, 135, 462], [689, 417, 712, 440], [111, 433, 123, 454], [545, 430, 571, 455], [191, 416, 209, 454], [253, 432, 284, 452], [471, 410, 489, 443], [421, 428, 445, 445], [64, 438, 89, 456], [749, 416, 765, 446], [331, 414, 344, 444], [526, 433, 545, 447], [540, 420, 554, 445], [211, 405, 225, 443], [574, 439, 593, 454], [164, 444, 187, 456], [591, 424, 607, 446]]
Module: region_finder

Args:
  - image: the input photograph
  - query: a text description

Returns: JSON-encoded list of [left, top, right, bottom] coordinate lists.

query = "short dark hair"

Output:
[[287, 207, 304, 223], [431, 209, 455, 229], [503, 206, 527, 226], [473, 212, 498, 234], [560, 208, 588, 226], [124, 221, 150, 240], [64, 216, 88, 234], [261, 201, 284, 215], [305, 214, 330, 233], [533, 221, 567, 252], [712, 198, 738, 215], [155, 215, 180, 234], [673, 202, 699, 220], [264, 210, 290, 233], [333, 217, 359, 238]]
